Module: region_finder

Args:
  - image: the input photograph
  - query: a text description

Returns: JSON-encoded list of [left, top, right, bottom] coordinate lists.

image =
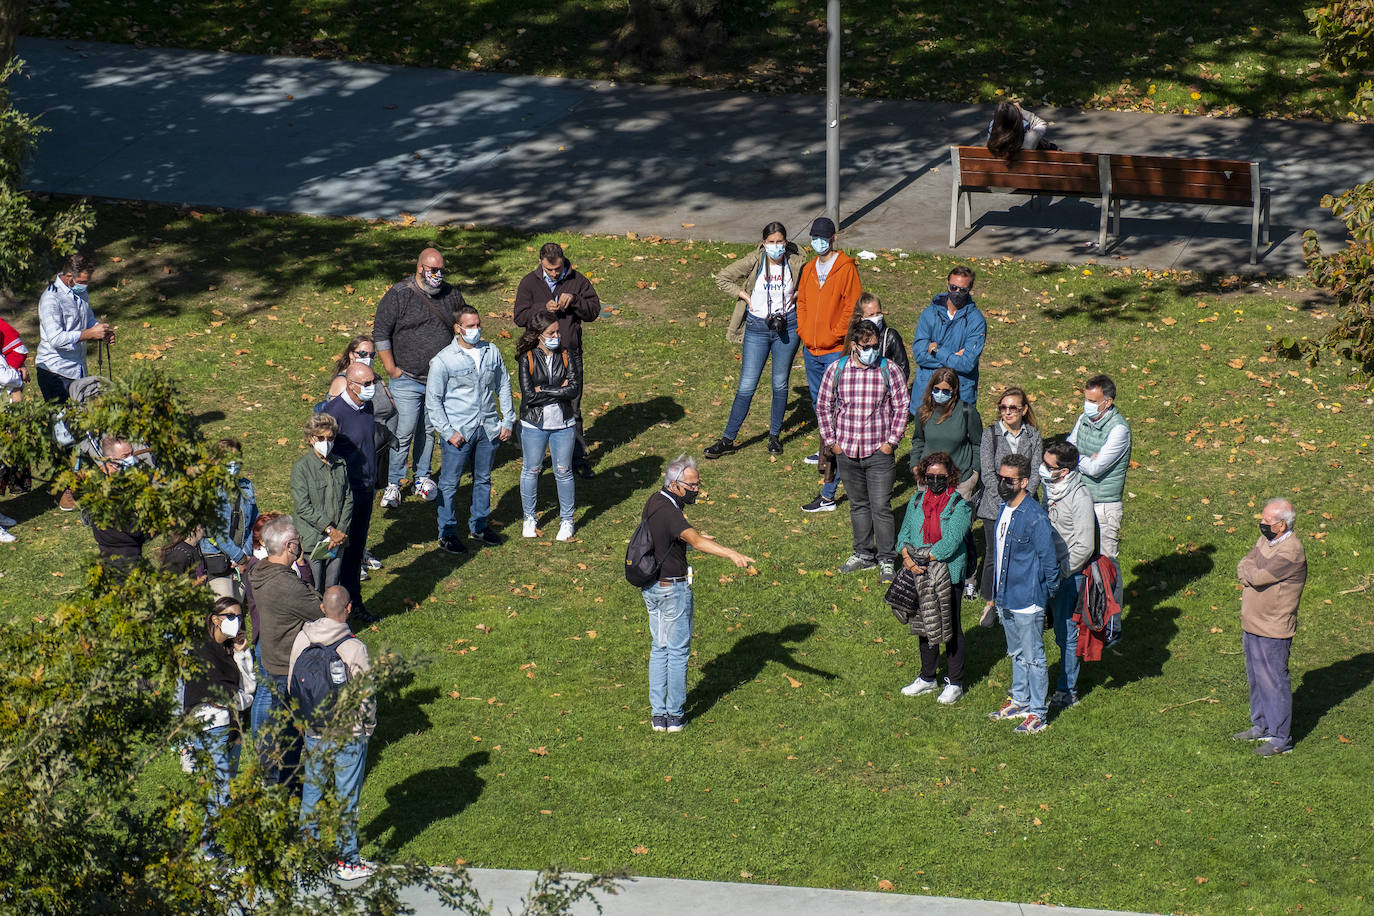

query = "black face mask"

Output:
[[925, 474, 949, 495], [1259, 523, 1276, 541], [947, 288, 970, 307], [997, 477, 1020, 502], [677, 486, 698, 506]]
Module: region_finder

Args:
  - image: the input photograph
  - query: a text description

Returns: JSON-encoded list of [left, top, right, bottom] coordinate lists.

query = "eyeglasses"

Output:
[[932, 386, 954, 394], [316, 435, 336, 442], [422, 267, 444, 277], [998, 403, 1023, 412], [997, 474, 1022, 485], [354, 349, 375, 358], [948, 283, 971, 294]]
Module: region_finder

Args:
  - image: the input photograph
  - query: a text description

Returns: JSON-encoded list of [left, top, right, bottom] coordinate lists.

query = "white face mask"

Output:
[[1083, 399, 1101, 419], [1038, 464, 1055, 481], [253, 546, 268, 560], [867, 313, 884, 330], [460, 326, 481, 345], [357, 382, 376, 401], [313, 439, 333, 458], [219, 616, 241, 639], [355, 354, 373, 366]]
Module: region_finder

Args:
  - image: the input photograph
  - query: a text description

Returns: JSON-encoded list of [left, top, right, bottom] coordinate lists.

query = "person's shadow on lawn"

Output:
[[686, 623, 837, 719], [583, 395, 685, 468], [1095, 543, 1215, 695], [1291, 651, 1374, 745], [367, 751, 490, 855]]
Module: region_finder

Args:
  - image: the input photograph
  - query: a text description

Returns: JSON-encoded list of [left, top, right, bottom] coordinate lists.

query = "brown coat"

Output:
[[1238, 533, 1307, 639]]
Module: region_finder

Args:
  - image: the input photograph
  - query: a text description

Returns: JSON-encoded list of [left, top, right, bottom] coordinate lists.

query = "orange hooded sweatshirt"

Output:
[[796, 251, 863, 356]]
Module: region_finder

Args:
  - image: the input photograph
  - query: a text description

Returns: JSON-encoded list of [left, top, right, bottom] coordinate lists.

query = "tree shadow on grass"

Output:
[[686, 623, 836, 719], [367, 751, 489, 855], [1094, 543, 1216, 696], [1292, 651, 1374, 746]]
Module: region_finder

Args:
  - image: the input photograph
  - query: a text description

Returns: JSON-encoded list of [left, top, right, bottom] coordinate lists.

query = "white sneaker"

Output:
[[556, 521, 574, 542], [336, 858, 377, 881], [522, 517, 539, 538], [901, 677, 938, 697], [0, 511, 15, 527], [0, 527, 15, 544], [363, 551, 383, 570], [413, 476, 438, 502], [380, 483, 402, 508], [179, 745, 195, 774], [937, 683, 964, 705]]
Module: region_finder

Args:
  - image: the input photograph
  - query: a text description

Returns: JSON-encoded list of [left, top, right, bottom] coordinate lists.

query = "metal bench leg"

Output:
[[1250, 198, 1261, 265], [1112, 198, 1121, 237], [949, 188, 959, 248], [1262, 188, 1271, 245], [962, 191, 972, 229], [1098, 197, 1109, 250]]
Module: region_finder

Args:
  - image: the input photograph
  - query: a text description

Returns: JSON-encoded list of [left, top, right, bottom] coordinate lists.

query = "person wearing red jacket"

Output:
[[513, 243, 601, 478], [795, 217, 863, 513]]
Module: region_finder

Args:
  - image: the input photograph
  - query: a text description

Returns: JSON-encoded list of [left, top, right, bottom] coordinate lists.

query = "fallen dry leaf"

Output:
[[631, 844, 650, 855], [785, 675, 802, 689], [528, 746, 548, 756], [877, 879, 894, 890]]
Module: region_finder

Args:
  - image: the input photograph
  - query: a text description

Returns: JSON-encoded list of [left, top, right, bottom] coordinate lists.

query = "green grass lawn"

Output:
[[23, 0, 1370, 121], [2, 202, 1372, 913]]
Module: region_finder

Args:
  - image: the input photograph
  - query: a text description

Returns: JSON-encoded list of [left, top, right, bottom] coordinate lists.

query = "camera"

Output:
[[765, 313, 787, 334]]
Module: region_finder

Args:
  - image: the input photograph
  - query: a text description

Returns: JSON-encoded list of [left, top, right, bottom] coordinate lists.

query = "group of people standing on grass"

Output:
[[695, 215, 1137, 735]]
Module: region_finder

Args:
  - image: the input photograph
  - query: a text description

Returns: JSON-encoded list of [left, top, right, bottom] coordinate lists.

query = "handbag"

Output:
[[884, 565, 920, 624]]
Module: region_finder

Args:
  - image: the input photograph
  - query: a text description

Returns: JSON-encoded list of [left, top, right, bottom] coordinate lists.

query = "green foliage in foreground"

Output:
[[1, 202, 1371, 913], [0, 367, 615, 913], [24, 0, 1370, 121]]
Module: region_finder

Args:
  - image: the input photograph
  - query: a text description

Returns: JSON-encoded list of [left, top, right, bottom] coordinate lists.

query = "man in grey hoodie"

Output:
[[245, 515, 323, 782], [290, 586, 376, 881], [1041, 440, 1098, 709]]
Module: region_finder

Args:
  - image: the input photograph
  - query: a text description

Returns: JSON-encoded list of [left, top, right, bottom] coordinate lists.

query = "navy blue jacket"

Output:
[[323, 393, 378, 491]]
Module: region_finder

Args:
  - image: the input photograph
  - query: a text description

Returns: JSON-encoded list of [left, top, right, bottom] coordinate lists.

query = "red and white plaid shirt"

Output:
[[817, 357, 909, 458]]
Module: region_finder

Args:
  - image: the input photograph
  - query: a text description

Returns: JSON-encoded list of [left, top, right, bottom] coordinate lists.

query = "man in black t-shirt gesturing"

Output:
[[639, 455, 754, 734]]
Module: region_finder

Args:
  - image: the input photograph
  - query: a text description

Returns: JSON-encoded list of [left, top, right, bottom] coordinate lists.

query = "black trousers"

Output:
[[340, 486, 374, 614], [918, 580, 965, 686]]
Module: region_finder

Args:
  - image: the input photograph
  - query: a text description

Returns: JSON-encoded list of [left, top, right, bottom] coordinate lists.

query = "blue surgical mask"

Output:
[[226, 460, 242, 478], [811, 238, 831, 255], [857, 347, 879, 366], [71, 284, 89, 295], [932, 389, 954, 405], [543, 337, 561, 350], [764, 243, 786, 261], [357, 382, 376, 401], [461, 327, 481, 345], [119, 455, 138, 470], [1083, 399, 1100, 420]]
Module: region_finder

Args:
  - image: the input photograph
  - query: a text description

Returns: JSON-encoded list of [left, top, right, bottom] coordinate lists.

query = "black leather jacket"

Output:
[[517, 346, 583, 428]]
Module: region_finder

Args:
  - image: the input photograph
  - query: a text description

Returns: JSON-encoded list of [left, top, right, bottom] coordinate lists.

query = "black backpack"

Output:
[[289, 634, 355, 729], [624, 516, 659, 588]]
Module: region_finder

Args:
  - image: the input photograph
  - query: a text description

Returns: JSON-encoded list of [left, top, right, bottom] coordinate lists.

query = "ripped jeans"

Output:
[[519, 422, 576, 523], [642, 579, 694, 718]]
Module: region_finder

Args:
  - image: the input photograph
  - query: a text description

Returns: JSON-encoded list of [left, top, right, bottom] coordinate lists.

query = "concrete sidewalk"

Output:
[[14, 38, 1374, 275], [402, 868, 1158, 915]]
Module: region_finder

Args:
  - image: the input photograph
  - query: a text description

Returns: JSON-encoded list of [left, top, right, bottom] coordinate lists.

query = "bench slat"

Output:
[[959, 175, 1103, 195]]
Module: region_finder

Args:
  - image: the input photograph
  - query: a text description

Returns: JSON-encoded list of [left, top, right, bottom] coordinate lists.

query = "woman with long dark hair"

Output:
[[987, 100, 1055, 164], [704, 221, 807, 458], [516, 311, 583, 541]]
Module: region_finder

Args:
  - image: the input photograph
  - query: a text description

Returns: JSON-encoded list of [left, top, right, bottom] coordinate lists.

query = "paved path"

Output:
[[400, 868, 1157, 915], [14, 38, 1374, 275]]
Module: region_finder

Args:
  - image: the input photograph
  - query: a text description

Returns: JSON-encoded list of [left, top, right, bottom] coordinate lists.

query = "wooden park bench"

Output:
[[947, 146, 1272, 263]]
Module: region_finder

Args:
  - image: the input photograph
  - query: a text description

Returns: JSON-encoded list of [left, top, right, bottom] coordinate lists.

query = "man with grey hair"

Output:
[[1235, 498, 1307, 757], [636, 455, 754, 733], [246, 514, 325, 782]]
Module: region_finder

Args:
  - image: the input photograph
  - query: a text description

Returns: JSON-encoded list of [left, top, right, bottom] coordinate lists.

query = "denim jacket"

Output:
[[200, 478, 258, 563], [425, 339, 514, 443], [993, 496, 1060, 611]]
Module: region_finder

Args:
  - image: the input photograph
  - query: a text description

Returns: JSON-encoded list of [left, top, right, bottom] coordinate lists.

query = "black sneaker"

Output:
[[703, 437, 736, 459], [767, 435, 783, 455], [651, 716, 667, 732], [664, 715, 686, 733], [801, 495, 836, 513], [437, 535, 468, 554], [352, 608, 379, 625], [804, 452, 820, 465], [471, 528, 504, 547], [573, 461, 596, 479]]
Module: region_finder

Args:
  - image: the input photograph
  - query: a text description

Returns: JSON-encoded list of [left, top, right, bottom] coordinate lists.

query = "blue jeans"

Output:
[[1000, 606, 1049, 719], [300, 734, 369, 865], [722, 312, 800, 441], [190, 723, 239, 852], [802, 348, 843, 500], [436, 427, 496, 537], [387, 374, 436, 487], [643, 580, 694, 718], [1051, 573, 1085, 693], [520, 424, 576, 523], [249, 646, 299, 784]]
